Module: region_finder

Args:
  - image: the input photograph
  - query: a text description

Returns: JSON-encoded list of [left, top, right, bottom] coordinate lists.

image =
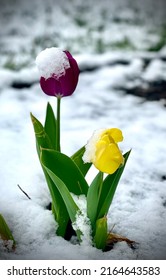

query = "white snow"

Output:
[[82, 129, 104, 163], [71, 194, 92, 247], [142, 59, 166, 82], [36, 47, 70, 79], [0, 0, 166, 260]]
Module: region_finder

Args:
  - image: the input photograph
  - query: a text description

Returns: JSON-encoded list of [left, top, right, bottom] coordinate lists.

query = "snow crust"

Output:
[[36, 47, 70, 79], [71, 194, 92, 246], [83, 129, 104, 163]]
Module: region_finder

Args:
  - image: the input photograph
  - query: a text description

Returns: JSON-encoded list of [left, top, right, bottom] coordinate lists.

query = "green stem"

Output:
[[56, 96, 61, 152]]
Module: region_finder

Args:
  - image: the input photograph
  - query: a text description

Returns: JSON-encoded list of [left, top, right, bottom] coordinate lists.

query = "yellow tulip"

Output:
[[83, 128, 124, 174]]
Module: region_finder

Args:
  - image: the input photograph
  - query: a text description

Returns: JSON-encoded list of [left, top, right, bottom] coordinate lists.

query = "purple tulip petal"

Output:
[[57, 51, 79, 97], [57, 69, 75, 96], [40, 77, 62, 96]]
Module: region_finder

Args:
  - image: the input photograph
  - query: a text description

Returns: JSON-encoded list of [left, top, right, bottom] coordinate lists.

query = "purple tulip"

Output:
[[36, 48, 80, 97]]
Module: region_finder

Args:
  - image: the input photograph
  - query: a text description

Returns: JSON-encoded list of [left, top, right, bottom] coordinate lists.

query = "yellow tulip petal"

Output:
[[83, 127, 124, 174], [94, 142, 124, 174], [107, 128, 123, 143], [100, 134, 114, 144]]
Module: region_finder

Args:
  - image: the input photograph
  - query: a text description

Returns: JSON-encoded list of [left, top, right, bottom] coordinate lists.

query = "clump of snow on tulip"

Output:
[[71, 194, 92, 246], [35, 47, 70, 79], [83, 128, 105, 163]]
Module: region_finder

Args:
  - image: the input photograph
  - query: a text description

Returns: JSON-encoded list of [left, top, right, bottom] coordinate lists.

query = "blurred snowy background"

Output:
[[0, 0, 166, 259]]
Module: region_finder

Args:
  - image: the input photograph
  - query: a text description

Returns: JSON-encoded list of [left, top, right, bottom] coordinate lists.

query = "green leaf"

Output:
[[30, 113, 52, 158], [44, 102, 57, 150], [87, 172, 103, 231], [71, 146, 92, 176], [0, 214, 16, 248], [97, 150, 131, 219], [41, 159, 82, 241], [94, 216, 107, 250], [41, 149, 89, 196], [31, 113, 69, 237], [45, 172, 70, 237]]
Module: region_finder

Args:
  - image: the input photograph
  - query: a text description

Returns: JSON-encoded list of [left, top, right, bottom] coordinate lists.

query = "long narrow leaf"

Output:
[[41, 163, 82, 241], [45, 172, 70, 237], [41, 148, 89, 196], [0, 214, 16, 249], [30, 113, 53, 157], [87, 172, 103, 231], [44, 102, 57, 150], [71, 146, 92, 176], [31, 113, 69, 237], [97, 150, 131, 219]]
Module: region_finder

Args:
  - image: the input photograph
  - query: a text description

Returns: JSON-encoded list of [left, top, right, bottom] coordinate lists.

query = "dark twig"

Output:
[[17, 184, 31, 200]]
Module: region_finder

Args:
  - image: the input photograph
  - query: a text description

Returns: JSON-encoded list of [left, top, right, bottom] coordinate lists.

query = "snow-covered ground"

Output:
[[0, 0, 166, 260]]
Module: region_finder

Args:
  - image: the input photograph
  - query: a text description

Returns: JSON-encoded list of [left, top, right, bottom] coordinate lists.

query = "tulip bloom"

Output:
[[36, 47, 79, 97], [83, 128, 124, 174]]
